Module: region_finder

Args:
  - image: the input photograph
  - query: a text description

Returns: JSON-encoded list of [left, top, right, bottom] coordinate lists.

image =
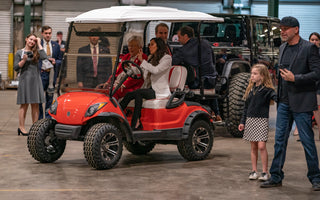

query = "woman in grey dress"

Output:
[[14, 34, 46, 136]]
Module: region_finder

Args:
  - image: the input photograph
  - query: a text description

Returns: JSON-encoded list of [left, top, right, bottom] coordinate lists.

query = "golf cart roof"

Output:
[[66, 6, 224, 23]]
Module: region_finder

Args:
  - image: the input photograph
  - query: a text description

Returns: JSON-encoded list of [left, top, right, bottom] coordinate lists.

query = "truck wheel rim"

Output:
[[192, 127, 209, 154], [100, 132, 119, 161]]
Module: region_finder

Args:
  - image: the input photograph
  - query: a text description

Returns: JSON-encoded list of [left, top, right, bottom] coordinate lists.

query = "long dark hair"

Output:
[[25, 33, 40, 64], [148, 37, 168, 66], [309, 32, 320, 40]]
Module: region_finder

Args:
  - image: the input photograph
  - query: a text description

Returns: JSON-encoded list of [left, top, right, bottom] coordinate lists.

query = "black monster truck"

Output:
[[169, 14, 280, 137]]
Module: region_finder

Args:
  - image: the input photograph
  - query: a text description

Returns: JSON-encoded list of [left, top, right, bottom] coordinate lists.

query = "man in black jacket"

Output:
[[172, 26, 217, 89], [261, 16, 320, 191], [172, 26, 221, 121]]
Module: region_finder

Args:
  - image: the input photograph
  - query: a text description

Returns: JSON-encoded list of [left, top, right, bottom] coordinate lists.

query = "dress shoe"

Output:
[[18, 128, 29, 136], [312, 182, 320, 191], [260, 179, 282, 188], [215, 115, 222, 122]]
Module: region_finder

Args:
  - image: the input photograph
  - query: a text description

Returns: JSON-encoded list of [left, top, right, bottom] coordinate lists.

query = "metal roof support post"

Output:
[[197, 21, 204, 98], [24, 0, 31, 38], [268, 0, 279, 18], [233, 0, 242, 14]]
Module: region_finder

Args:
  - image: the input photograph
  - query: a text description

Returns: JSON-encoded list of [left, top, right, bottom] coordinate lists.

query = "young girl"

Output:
[[238, 64, 277, 181]]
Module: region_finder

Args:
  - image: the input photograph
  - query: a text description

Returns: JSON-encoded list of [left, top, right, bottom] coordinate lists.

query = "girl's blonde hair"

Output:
[[243, 64, 274, 99]]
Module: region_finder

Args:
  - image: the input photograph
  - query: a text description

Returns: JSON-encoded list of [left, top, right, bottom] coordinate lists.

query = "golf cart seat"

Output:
[[142, 65, 187, 109]]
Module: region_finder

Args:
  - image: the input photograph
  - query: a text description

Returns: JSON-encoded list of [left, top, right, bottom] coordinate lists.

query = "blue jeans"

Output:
[[39, 71, 53, 119], [270, 103, 320, 184]]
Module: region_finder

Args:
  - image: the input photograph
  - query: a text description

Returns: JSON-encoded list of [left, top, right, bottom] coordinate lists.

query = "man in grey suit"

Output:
[[261, 16, 320, 191]]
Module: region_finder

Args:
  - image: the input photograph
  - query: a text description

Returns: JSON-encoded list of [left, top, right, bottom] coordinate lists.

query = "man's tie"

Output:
[[93, 46, 98, 77], [46, 42, 51, 57]]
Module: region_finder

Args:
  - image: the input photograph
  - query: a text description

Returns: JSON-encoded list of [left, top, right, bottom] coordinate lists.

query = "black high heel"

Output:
[[18, 128, 29, 136], [132, 120, 143, 131]]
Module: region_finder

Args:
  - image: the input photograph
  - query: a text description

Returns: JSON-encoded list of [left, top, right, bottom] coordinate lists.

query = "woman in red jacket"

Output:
[[101, 35, 147, 100]]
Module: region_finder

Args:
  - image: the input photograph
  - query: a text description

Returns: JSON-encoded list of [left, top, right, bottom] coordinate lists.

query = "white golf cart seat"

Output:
[[142, 65, 187, 109]]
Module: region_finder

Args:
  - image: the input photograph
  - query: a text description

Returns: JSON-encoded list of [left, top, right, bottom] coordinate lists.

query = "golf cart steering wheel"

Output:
[[121, 60, 143, 79]]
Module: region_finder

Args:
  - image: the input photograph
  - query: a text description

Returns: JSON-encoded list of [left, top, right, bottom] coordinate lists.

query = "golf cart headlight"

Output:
[[85, 102, 107, 117], [50, 99, 58, 115]]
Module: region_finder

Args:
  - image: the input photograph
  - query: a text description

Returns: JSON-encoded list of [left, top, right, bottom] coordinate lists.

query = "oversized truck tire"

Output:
[[177, 120, 214, 161], [223, 72, 250, 138], [124, 141, 156, 155], [84, 123, 123, 170], [27, 119, 66, 163]]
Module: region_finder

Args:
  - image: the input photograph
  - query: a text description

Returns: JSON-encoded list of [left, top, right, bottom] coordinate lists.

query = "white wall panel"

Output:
[[43, 11, 81, 41], [252, 3, 320, 40], [0, 11, 12, 81]]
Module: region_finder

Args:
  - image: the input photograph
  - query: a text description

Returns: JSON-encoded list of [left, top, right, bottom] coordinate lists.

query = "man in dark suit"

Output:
[[77, 28, 112, 88], [39, 25, 62, 119], [261, 16, 320, 191]]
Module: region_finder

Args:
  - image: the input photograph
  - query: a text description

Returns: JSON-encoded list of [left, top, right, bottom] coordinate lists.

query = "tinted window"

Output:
[[169, 20, 246, 47]]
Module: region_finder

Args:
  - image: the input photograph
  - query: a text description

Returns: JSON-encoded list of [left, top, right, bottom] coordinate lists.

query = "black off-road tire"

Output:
[[223, 72, 250, 137], [124, 141, 156, 155], [177, 120, 214, 161], [27, 119, 66, 163], [84, 123, 123, 170]]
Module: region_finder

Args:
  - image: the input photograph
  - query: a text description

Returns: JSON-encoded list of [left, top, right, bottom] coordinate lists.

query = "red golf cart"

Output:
[[27, 6, 223, 169]]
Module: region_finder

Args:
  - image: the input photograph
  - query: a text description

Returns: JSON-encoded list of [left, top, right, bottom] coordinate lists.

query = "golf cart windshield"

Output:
[[59, 23, 122, 93]]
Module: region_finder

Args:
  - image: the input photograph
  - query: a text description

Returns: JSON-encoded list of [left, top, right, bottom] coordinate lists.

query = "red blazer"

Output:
[[113, 53, 148, 99]]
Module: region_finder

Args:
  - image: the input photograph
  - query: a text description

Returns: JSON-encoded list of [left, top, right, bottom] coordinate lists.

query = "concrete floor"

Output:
[[0, 90, 320, 200]]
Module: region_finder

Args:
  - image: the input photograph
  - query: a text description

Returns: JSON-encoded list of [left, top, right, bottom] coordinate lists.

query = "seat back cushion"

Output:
[[169, 65, 187, 92]]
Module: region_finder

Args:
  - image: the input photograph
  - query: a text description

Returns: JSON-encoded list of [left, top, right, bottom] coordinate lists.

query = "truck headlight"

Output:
[[50, 99, 58, 115], [85, 102, 107, 117]]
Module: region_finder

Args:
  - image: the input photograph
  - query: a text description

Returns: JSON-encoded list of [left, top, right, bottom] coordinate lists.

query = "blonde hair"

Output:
[[128, 35, 143, 48], [243, 64, 274, 99]]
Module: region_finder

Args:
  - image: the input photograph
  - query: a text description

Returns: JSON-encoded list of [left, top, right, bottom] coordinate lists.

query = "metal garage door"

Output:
[[0, 11, 12, 81], [43, 0, 118, 41], [251, 3, 320, 40], [43, 11, 81, 42]]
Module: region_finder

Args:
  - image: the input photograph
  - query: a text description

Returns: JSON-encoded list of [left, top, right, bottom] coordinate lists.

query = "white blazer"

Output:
[[140, 54, 172, 98]]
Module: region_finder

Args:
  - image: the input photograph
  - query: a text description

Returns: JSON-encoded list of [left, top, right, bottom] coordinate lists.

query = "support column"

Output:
[[268, 0, 279, 18], [24, 0, 31, 38]]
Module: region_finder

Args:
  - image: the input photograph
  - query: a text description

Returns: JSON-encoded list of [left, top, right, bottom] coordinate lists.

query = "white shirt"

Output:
[[90, 43, 99, 64]]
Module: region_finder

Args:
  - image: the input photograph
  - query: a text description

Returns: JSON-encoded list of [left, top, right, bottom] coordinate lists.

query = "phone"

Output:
[[278, 64, 284, 70]]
